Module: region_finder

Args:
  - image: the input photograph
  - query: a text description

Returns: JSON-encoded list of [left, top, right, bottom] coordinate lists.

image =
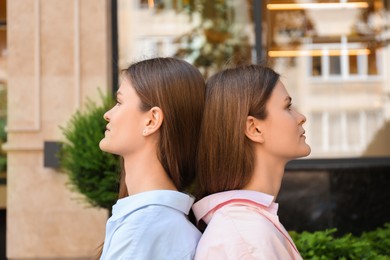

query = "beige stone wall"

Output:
[[5, 0, 111, 258]]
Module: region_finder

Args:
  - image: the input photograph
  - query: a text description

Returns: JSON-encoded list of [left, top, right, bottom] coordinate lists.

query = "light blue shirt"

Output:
[[100, 190, 201, 260]]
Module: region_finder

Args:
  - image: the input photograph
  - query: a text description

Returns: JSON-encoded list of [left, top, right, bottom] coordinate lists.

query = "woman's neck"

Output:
[[122, 149, 177, 196], [243, 152, 287, 201]]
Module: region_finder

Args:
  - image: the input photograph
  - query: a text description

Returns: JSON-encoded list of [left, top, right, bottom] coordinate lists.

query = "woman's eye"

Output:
[[287, 103, 292, 110]]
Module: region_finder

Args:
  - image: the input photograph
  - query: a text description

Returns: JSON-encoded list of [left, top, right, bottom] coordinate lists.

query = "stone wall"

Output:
[[5, 0, 111, 258]]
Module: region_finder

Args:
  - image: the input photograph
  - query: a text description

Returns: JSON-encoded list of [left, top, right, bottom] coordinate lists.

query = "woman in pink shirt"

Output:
[[193, 64, 311, 259]]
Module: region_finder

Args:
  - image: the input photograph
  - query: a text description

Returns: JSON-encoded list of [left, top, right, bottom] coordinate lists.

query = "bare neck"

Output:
[[243, 151, 287, 201], [123, 147, 176, 196]]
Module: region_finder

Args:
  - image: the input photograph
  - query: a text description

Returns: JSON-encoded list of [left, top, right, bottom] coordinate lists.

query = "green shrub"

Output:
[[360, 223, 390, 257], [290, 223, 390, 259], [59, 93, 120, 210], [0, 117, 5, 141]]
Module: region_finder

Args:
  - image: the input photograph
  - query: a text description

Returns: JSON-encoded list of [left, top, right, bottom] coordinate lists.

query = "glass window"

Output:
[[311, 56, 322, 76], [117, 0, 390, 158], [329, 56, 341, 76], [118, 0, 255, 77], [349, 55, 358, 75], [368, 50, 379, 75], [266, 0, 390, 158]]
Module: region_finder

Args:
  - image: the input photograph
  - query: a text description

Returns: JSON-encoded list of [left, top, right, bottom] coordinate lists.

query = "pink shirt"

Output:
[[192, 190, 302, 260]]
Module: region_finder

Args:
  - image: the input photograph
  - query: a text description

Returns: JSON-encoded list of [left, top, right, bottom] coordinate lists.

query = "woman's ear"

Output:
[[142, 107, 164, 136], [245, 116, 265, 143]]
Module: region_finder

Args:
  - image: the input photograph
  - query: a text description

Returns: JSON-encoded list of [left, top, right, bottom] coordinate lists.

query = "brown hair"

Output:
[[196, 64, 279, 198], [119, 57, 206, 196], [94, 57, 205, 259]]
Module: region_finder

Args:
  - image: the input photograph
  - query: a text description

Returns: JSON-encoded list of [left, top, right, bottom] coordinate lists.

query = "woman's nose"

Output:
[[103, 111, 110, 122], [298, 112, 307, 125]]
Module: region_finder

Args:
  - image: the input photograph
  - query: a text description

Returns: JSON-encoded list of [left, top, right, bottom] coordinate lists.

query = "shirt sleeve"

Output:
[[101, 219, 139, 259], [102, 207, 158, 260]]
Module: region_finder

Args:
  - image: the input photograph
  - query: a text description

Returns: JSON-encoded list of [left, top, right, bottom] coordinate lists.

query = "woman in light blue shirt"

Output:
[[97, 57, 205, 259]]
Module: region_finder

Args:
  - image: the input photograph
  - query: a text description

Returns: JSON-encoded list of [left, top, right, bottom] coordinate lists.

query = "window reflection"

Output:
[[329, 56, 341, 76], [117, 0, 390, 158], [267, 0, 390, 157]]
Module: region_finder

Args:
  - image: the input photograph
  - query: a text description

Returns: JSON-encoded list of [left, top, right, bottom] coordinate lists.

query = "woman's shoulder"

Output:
[[196, 204, 296, 260], [143, 206, 201, 258], [122, 203, 200, 235], [112, 205, 201, 259], [205, 203, 282, 241]]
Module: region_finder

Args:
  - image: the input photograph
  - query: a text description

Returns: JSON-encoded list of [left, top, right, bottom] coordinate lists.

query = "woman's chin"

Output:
[[301, 144, 311, 157], [293, 145, 311, 159], [99, 139, 109, 152]]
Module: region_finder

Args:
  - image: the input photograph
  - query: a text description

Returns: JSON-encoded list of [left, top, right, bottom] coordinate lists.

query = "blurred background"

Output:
[[0, 0, 389, 259]]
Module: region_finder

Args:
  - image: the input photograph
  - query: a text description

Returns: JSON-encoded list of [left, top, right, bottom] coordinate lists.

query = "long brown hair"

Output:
[[121, 57, 205, 193], [94, 58, 205, 259], [196, 64, 279, 198]]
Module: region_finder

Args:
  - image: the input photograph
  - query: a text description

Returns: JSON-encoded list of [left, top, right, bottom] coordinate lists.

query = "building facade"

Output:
[[5, 0, 111, 258], [2, 0, 390, 258]]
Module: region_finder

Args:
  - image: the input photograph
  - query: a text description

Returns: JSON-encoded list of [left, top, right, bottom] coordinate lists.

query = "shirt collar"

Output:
[[192, 190, 278, 224], [111, 190, 195, 221]]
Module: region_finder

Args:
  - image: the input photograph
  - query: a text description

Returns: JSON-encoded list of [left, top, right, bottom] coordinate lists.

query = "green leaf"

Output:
[[290, 223, 390, 259]]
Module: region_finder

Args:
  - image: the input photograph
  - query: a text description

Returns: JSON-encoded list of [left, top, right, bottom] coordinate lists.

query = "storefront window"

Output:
[[266, 0, 390, 158], [117, 0, 390, 158], [117, 0, 255, 77]]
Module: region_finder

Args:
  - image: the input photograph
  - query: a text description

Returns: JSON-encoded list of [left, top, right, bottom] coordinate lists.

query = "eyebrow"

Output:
[[116, 91, 123, 97]]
